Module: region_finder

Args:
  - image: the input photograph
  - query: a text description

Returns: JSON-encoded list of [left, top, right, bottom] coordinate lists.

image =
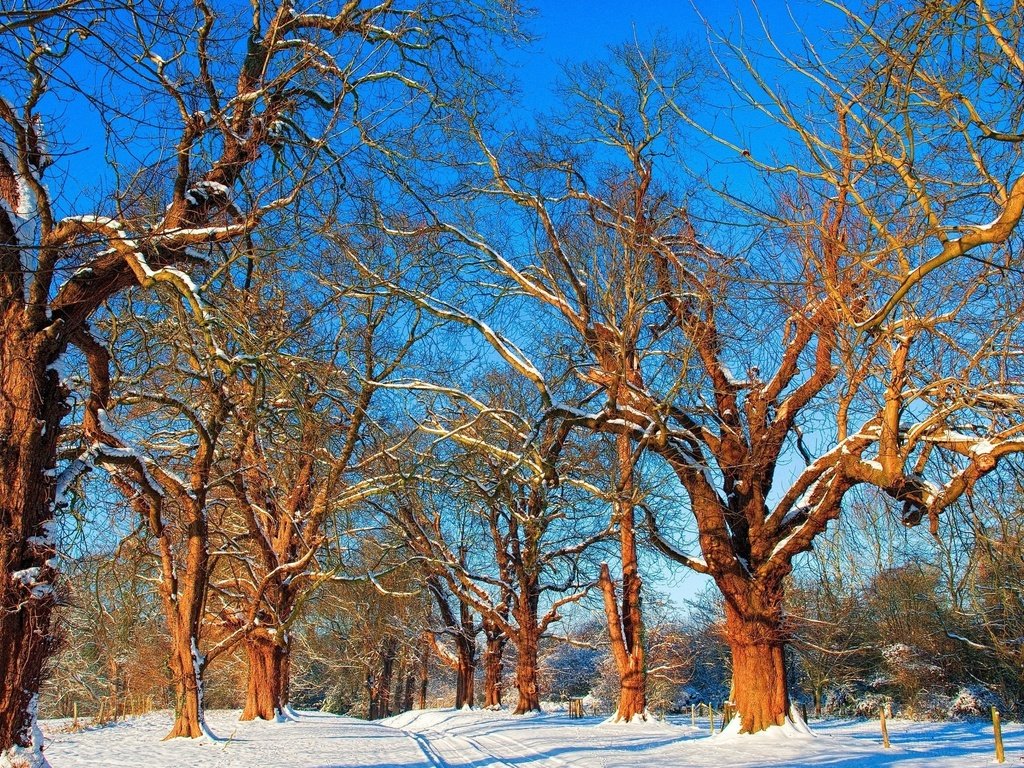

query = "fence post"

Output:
[[880, 705, 890, 749], [709, 705, 715, 736], [691, 703, 696, 727], [993, 707, 1005, 764]]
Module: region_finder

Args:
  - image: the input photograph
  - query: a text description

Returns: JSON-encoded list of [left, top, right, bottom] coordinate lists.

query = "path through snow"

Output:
[[41, 707, 1019, 767]]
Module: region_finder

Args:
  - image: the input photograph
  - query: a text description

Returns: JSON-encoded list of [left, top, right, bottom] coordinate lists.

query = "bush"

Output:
[[948, 686, 999, 719]]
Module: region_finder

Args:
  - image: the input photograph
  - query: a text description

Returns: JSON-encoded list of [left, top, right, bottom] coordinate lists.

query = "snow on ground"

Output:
[[42, 707, 1019, 767]]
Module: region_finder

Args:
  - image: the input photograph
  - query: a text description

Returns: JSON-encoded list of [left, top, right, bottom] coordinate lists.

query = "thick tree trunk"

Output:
[[513, 626, 541, 714], [454, 635, 476, 709], [241, 633, 284, 721], [601, 433, 647, 723], [723, 580, 790, 733], [0, 320, 64, 765], [482, 627, 505, 709]]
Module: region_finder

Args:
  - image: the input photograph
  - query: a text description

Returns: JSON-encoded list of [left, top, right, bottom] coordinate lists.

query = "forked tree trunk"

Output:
[[600, 434, 647, 723], [600, 566, 647, 722], [512, 624, 541, 714], [722, 578, 790, 733], [0, 322, 65, 765], [241, 632, 285, 721], [482, 623, 505, 709]]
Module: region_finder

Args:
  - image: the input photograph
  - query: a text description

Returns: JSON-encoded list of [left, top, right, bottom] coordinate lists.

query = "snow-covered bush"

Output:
[[948, 686, 1000, 719], [852, 693, 892, 718]]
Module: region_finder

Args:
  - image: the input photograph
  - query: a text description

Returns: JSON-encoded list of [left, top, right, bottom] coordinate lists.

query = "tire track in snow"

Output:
[[401, 728, 452, 768], [476, 728, 578, 767], [400, 727, 523, 768]]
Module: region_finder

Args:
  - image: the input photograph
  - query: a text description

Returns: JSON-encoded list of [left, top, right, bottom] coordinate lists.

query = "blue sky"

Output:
[[516, 0, 844, 96]]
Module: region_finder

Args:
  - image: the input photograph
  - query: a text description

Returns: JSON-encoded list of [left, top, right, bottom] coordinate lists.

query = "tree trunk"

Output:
[[600, 433, 647, 723], [160, 500, 211, 740], [418, 641, 429, 710], [164, 630, 206, 739], [375, 637, 397, 719], [392, 663, 406, 716], [512, 625, 541, 714], [241, 633, 284, 721], [0, 320, 64, 765], [482, 626, 505, 709], [454, 634, 476, 709], [402, 675, 415, 713], [279, 636, 292, 714], [723, 579, 790, 733]]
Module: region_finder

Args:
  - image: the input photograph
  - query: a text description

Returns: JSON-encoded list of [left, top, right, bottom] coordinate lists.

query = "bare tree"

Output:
[[424, 574, 479, 709], [217, 271, 420, 722], [379, 20, 1024, 732], [73, 289, 235, 739], [598, 434, 648, 722], [0, 0, 523, 756], [390, 388, 605, 714]]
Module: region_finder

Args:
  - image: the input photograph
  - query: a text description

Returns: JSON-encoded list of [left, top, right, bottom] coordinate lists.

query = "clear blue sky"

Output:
[[516, 0, 844, 97]]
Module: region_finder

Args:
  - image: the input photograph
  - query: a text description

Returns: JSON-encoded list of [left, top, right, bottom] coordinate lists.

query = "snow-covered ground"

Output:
[[41, 707, 1018, 767]]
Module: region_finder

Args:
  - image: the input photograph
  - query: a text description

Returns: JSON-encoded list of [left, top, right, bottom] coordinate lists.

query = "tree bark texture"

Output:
[[241, 632, 286, 721], [513, 622, 541, 714], [0, 314, 64, 763], [722, 579, 790, 733], [455, 634, 477, 710], [482, 621, 506, 709], [163, 632, 206, 739]]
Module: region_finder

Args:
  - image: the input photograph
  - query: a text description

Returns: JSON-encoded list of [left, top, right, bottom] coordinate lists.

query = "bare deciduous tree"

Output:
[[0, 0, 523, 756], [381, 15, 1024, 731]]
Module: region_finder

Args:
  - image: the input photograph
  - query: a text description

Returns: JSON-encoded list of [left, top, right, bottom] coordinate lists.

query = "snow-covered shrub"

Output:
[[852, 693, 892, 718], [905, 691, 952, 720], [948, 686, 999, 719], [823, 686, 854, 714]]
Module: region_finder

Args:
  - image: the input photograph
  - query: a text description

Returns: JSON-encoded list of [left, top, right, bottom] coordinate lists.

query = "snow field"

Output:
[[42, 707, 1019, 767]]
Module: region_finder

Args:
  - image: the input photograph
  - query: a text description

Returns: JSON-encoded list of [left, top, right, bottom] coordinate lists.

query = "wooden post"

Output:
[[709, 705, 715, 736], [801, 702, 808, 723], [880, 705, 890, 748], [691, 703, 696, 727], [72, 701, 78, 729], [993, 707, 1005, 764]]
